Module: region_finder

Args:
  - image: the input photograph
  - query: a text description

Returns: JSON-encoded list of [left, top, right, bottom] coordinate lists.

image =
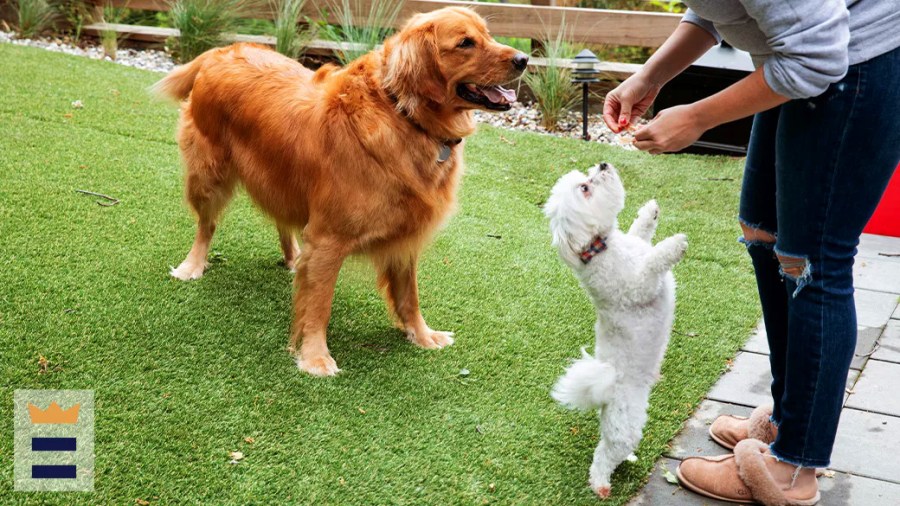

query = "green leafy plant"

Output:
[[168, 0, 245, 63], [523, 22, 579, 132], [49, 0, 90, 41], [98, 1, 129, 60], [271, 0, 313, 59], [318, 0, 402, 65], [14, 0, 55, 38]]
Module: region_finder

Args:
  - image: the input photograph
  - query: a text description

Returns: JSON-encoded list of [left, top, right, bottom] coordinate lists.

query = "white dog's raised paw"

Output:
[[639, 199, 660, 221]]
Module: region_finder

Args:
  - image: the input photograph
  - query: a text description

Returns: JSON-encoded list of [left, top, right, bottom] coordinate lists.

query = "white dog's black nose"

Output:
[[598, 162, 610, 171]]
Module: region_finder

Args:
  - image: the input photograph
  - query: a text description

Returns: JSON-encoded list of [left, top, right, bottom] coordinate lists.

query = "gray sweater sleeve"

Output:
[[682, 8, 722, 44], [741, 1, 850, 99]]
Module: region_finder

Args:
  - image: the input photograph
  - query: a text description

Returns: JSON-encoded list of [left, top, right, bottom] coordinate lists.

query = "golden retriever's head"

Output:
[[383, 7, 527, 113]]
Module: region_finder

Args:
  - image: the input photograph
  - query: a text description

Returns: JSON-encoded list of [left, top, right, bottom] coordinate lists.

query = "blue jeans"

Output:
[[739, 45, 900, 468]]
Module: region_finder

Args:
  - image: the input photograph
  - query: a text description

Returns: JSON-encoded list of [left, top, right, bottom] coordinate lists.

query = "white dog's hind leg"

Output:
[[589, 389, 649, 498], [551, 350, 616, 411], [627, 199, 659, 243]]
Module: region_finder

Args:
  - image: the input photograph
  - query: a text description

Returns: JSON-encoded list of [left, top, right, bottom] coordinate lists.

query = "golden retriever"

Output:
[[152, 7, 527, 376]]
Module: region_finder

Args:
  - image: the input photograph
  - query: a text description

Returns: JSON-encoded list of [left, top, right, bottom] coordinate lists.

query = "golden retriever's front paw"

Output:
[[407, 328, 455, 349], [296, 355, 340, 376], [170, 260, 207, 281]]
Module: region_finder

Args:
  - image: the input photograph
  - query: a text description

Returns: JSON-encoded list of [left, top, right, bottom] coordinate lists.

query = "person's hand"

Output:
[[633, 104, 709, 154], [603, 75, 661, 133]]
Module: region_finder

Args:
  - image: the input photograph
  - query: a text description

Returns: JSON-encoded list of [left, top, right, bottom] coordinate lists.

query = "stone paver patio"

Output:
[[631, 234, 900, 505]]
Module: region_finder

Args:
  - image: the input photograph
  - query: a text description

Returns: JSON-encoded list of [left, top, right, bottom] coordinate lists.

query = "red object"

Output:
[[864, 163, 900, 237]]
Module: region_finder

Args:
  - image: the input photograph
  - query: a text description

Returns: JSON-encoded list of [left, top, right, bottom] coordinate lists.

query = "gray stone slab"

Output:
[[744, 322, 879, 370], [858, 233, 900, 263], [872, 320, 900, 364], [854, 258, 900, 294], [817, 470, 900, 506], [742, 320, 768, 354], [627, 458, 734, 506], [845, 360, 900, 416], [853, 327, 884, 371], [893, 303, 900, 320], [856, 289, 900, 328], [666, 400, 752, 460], [830, 408, 900, 483], [708, 352, 859, 408], [707, 352, 774, 408]]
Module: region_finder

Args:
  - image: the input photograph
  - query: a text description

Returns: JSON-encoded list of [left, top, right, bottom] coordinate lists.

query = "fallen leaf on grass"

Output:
[[358, 407, 366, 414], [244, 437, 255, 444], [488, 482, 496, 492], [135, 499, 150, 506], [820, 470, 835, 478], [38, 355, 49, 374], [459, 368, 471, 377], [228, 451, 244, 464], [662, 467, 678, 485]]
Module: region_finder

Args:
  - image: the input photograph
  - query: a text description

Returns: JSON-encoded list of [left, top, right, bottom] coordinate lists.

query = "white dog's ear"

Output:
[[383, 18, 447, 110]]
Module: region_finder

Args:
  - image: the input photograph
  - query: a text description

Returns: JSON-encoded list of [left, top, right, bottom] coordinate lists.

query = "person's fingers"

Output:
[[633, 125, 652, 141], [633, 139, 657, 152], [617, 94, 635, 130], [603, 96, 620, 132]]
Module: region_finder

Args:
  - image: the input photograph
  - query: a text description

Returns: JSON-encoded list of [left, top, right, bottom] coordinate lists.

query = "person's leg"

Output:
[[739, 107, 790, 424], [771, 46, 900, 468]]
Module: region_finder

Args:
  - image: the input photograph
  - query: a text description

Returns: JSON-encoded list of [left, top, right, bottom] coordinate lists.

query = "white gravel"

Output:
[[2, 30, 638, 148]]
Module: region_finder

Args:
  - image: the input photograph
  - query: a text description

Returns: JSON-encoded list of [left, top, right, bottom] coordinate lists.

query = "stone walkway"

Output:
[[631, 233, 900, 505]]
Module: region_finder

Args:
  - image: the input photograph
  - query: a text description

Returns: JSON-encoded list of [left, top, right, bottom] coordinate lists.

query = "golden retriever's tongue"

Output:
[[480, 85, 517, 104]]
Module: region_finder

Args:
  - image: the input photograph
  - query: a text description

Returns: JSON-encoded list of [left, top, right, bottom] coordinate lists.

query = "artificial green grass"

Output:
[[0, 43, 759, 505]]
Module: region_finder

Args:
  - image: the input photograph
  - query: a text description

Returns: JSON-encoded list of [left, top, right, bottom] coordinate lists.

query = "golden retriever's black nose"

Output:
[[512, 53, 529, 71]]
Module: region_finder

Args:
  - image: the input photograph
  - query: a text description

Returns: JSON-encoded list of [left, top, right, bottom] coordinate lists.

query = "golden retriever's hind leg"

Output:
[[171, 138, 235, 281], [277, 224, 301, 272], [290, 239, 348, 376], [375, 255, 454, 349]]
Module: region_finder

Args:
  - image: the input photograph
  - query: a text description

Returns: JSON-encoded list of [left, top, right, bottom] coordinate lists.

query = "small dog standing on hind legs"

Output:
[[544, 162, 687, 498]]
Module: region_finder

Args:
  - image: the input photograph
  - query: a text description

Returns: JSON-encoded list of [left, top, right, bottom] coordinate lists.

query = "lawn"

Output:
[[0, 43, 759, 505]]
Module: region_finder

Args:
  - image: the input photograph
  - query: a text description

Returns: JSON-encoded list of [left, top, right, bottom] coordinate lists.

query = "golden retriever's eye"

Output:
[[457, 37, 475, 49]]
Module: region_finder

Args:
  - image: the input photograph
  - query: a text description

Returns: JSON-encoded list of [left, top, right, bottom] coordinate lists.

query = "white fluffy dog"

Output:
[[544, 162, 687, 498]]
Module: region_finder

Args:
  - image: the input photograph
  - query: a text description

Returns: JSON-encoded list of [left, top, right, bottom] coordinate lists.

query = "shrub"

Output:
[[15, 0, 55, 38], [318, 0, 402, 65], [49, 0, 90, 41], [98, 1, 129, 60], [271, 0, 313, 59], [523, 23, 579, 132], [168, 0, 245, 63]]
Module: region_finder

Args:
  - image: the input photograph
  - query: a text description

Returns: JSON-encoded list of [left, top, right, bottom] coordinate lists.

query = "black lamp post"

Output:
[[572, 49, 601, 141]]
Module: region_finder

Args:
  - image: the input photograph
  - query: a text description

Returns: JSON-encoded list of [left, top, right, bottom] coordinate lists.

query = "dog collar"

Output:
[[438, 138, 462, 163], [579, 235, 608, 264], [387, 92, 462, 163]]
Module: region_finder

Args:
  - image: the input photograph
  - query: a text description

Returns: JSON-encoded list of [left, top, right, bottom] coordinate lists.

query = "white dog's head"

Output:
[[544, 162, 625, 264]]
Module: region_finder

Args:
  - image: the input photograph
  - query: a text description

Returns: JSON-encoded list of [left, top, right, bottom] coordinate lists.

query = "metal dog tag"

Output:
[[437, 144, 452, 163]]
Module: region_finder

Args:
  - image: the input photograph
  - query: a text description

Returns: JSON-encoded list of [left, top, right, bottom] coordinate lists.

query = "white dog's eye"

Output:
[[579, 184, 591, 196]]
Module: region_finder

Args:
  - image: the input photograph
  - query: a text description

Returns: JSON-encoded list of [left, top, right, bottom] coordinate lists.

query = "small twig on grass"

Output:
[[487, 234, 502, 239], [878, 252, 900, 258], [75, 189, 120, 207], [704, 177, 735, 182]]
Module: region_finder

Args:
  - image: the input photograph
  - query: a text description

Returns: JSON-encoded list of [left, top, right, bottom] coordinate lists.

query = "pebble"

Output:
[[2, 30, 639, 149]]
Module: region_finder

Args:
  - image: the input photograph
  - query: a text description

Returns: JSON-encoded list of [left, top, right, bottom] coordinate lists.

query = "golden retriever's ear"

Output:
[[384, 21, 447, 110]]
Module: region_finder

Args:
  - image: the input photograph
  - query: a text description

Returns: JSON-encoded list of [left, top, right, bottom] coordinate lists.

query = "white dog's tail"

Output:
[[551, 348, 617, 410]]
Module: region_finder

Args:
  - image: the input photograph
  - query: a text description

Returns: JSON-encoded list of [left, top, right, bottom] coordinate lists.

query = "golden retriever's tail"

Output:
[[150, 51, 212, 102]]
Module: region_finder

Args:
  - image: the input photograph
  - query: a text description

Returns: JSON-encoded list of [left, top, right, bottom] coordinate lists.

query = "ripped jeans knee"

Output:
[[739, 220, 812, 297], [775, 250, 812, 297]]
